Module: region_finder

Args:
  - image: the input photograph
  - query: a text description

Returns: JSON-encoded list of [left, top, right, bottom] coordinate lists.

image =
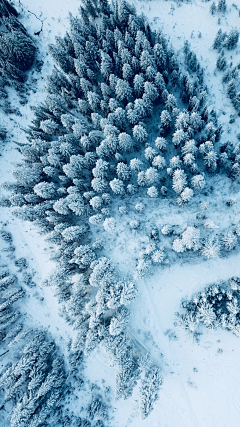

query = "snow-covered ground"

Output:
[[2, 0, 240, 426]]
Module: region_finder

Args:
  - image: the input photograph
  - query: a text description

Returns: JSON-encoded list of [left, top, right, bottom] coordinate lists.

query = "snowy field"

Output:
[[1, 0, 240, 426]]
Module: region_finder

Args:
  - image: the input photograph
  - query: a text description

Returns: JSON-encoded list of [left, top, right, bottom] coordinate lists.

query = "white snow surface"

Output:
[[1, 0, 240, 426]]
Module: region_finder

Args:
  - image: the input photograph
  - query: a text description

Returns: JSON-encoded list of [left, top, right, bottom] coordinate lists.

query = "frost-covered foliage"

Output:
[[0, 330, 67, 427], [139, 365, 162, 419], [0, 230, 71, 427], [176, 277, 240, 337], [3, 0, 228, 413], [0, 0, 36, 88], [172, 226, 200, 253], [135, 237, 166, 278]]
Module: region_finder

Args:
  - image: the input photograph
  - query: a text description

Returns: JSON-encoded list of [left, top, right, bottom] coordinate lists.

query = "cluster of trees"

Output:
[[0, 229, 74, 427], [173, 221, 240, 258], [210, 0, 227, 15], [213, 28, 239, 52], [134, 217, 240, 278], [139, 365, 162, 419], [2, 0, 229, 412], [0, 0, 36, 88], [134, 233, 167, 279], [176, 276, 240, 337], [213, 28, 240, 115], [0, 330, 67, 427]]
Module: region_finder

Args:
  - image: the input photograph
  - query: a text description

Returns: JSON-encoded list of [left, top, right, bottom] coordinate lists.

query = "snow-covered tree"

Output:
[[115, 79, 132, 102], [172, 129, 186, 147], [191, 174, 205, 190], [152, 155, 166, 170], [130, 158, 143, 172], [147, 186, 158, 198], [182, 226, 200, 251], [118, 132, 134, 152], [116, 162, 131, 181], [201, 237, 220, 259], [172, 238, 185, 253], [109, 307, 130, 336], [103, 217, 116, 232], [172, 169, 187, 194], [110, 178, 125, 195], [133, 124, 148, 144], [221, 230, 237, 251], [139, 366, 162, 419]]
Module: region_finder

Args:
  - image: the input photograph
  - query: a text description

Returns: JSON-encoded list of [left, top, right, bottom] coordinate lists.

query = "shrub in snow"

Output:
[[221, 230, 237, 251], [152, 248, 165, 263], [147, 186, 158, 198], [128, 218, 139, 229], [204, 219, 219, 229], [161, 224, 172, 236], [101, 207, 110, 216], [103, 217, 116, 232], [172, 238, 185, 253], [135, 202, 144, 212], [89, 214, 104, 225], [127, 184, 138, 194], [201, 237, 220, 259], [137, 171, 147, 186], [135, 259, 152, 278], [119, 206, 127, 214]]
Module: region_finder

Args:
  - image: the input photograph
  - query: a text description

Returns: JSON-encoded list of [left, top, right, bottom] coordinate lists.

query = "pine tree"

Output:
[[110, 178, 125, 195], [217, 0, 227, 13], [224, 29, 239, 50]]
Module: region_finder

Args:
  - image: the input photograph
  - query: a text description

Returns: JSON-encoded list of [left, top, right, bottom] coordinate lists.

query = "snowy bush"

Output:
[[201, 237, 220, 259], [182, 226, 200, 251], [103, 218, 116, 232], [147, 186, 158, 198], [172, 238, 185, 253], [221, 230, 237, 251]]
